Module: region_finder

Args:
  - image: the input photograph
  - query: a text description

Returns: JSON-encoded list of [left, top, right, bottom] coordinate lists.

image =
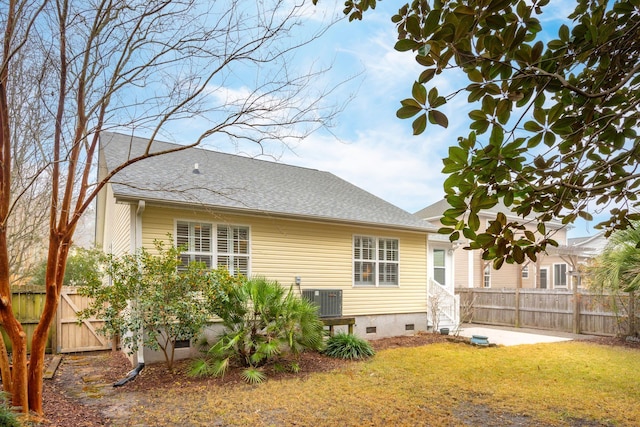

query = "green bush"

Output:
[[323, 332, 375, 360], [77, 237, 223, 371], [190, 276, 324, 383], [0, 393, 21, 427]]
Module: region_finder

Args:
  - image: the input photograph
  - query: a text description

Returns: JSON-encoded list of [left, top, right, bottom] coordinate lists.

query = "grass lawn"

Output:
[[119, 341, 638, 426]]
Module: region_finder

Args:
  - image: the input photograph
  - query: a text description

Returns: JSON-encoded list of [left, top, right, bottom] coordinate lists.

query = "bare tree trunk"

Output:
[[27, 238, 69, 414], [0, 326, 12, 393]]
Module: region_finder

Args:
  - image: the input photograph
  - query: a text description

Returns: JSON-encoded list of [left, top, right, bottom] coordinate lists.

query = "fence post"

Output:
[[515, 288, 520, 328], [572, 276, 581, 334], [630, 291, 636, 336]]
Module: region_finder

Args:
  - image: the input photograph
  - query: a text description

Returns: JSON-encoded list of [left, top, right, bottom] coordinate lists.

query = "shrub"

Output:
[[190, 276, 324, 383], [77, 237, 222, 371], [0, 393, 20, 427], [323, 333, 375, 360]]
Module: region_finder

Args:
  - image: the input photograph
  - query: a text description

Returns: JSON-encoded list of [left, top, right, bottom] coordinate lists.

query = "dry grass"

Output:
[[114, 341, 640, 426]]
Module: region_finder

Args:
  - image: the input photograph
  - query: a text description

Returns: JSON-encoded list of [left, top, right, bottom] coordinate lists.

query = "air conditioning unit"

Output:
[[302, 289, 342, 318]]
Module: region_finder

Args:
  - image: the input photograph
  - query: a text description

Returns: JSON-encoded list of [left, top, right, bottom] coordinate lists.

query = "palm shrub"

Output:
[[190, 276, 324, 383], [323, 332, 375, 360]]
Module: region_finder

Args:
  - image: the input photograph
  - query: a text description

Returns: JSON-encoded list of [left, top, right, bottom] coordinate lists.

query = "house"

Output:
[[415, 199, 602, 290], [96, 132, 451, 363]]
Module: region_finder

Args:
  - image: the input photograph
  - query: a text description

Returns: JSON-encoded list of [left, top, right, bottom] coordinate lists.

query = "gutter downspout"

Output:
[[135, 200, 146, 366], [113, 200, 146, 387]]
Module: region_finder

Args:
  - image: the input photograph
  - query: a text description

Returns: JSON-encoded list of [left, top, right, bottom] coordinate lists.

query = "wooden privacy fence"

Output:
[[457, 288, 639, 336], [1, 286, 111, 354], [1, 285, 55, 353]]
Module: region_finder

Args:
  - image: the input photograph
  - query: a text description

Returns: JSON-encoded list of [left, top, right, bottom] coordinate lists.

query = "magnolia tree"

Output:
[[1, 0, 342, 415], [327, 0, 640, 267]]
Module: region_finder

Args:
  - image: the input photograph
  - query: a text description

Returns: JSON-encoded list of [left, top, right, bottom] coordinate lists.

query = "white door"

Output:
[[430, 245, 453, 291], [433, 248, 447, 286]]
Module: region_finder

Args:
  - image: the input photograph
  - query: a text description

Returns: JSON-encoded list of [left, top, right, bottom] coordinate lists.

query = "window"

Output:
[[483, 264, 491, 288], [433, 249, 446, 286], [539, 268, 548, 289], [522, 265, 529, 279], [176, 221, 249, 276], [554, 263, 567, 288], [217, 224, 249, 277], [176, 221, 213, 268], [354, 236, 398, 286]]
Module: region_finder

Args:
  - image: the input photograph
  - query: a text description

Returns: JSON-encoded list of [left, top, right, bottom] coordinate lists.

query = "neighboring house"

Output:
[[96, 132, 447, 363], [415, 199, 602, 291]]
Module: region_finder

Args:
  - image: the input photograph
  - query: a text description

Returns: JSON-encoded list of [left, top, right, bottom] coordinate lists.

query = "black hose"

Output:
[[113, 362, 145, 387]]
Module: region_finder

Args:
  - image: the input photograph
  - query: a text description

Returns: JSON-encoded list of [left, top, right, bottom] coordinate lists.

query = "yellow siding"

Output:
[[141, 206, 428, 316], [453, 249, 469, 288], [97, 184, 131, 255], [112, 203, 132, 256]]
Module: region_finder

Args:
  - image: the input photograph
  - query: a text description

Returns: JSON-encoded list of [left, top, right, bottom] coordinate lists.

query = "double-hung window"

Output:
[[217, 224, 249, 277], [483, 264, 491, 288], [176, 221, 249, 277], [354, 235, 398, 286], [554, 263, 567, 288], [176, 222, 213, 269]]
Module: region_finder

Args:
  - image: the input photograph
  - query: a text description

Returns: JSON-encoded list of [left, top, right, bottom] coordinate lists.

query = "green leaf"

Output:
[[419, 68, 437, 83], [429, 110, 449, 128], [412, 113, 427, 135], [490, 125, 504, 145], [531, 41, 543, 62], [395, 39, 419, 52], [537, 223, 546, 235], [578, 211, 593, 221], [524, 121, 543, 132], [486, 14, 506, 30], [467, 69, 484, 83], [396, 105, 422, 119], [469, 110, 487, 121], [543, 131, 556, 146], [513, 245, 525, 263], [454, 5, 475, 15], [438, 227, 455, 235], [412, 82, 427, 105], [400, 98, 422, 108], [469, 212, 480, 231], [448, 146, 467, 163], [559, 24, 570, 42], [428, 87, 439, 105], [527, 133, 543, 148], [406, 15, 421, 39], [425, 9, 442, 31]]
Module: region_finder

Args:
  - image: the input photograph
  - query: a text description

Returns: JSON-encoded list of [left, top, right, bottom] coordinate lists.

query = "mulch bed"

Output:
[[38, 332, 639, 426]]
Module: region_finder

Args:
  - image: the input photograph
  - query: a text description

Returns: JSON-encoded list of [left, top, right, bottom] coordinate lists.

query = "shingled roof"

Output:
[[414, 198, 564, 228], [99, 132, 435, 232]]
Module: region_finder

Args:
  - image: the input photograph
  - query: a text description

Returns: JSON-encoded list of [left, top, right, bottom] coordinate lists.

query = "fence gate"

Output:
[[57, 287, 111, 353]]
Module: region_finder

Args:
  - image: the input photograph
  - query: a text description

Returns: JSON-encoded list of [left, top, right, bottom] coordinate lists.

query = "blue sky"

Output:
[[163, 1, 603, 239]]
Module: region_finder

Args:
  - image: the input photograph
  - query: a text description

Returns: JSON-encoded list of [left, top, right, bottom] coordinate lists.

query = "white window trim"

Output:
[[553, 263, 568, 288], [175, 219, 251, 276], [483, 264, 491, 288], [216, 223, 251, 277], [353, 235, 399, 287], [175, 221, 214, 269], [521, 265, 529, 279], [433, 248, 446, 286], [539, 267, 548, 289]]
